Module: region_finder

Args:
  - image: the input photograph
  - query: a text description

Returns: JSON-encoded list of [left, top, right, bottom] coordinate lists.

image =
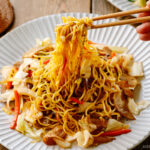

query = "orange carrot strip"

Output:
[[27, 70, 32, 77], [70, 97, 84, 104], [43, 59, 50, 64], [88, 41, 96, 44], [101, 129, 131, 136], [10, 90, 20, 129], [112, 52, 116, 58], [6, 81, 13, 89]]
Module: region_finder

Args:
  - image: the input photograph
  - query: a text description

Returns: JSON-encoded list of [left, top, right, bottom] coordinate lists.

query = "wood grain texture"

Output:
[[92, 0, 118, 14], [92, 0, 133, 24], [0, 147, 7, 150], [10, 0, 90, 28], [133, 137, 150, 150], [0, 0, 14, 34]]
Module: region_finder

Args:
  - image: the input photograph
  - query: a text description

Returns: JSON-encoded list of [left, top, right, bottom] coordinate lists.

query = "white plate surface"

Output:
[[0, 13, 150, 150], [107, 0, 140, 17]]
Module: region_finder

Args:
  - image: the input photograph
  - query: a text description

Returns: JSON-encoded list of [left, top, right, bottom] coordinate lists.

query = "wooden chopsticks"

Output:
[[91, 16, 150, 28], [91, 8, 150, 29]]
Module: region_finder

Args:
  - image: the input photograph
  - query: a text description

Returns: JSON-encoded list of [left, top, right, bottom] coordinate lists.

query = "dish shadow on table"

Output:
[[0, 137, 150, 150]]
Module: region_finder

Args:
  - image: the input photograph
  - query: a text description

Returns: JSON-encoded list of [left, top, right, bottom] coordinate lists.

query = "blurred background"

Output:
[[10, 0, 118, 27], [1, 0, 119, 36]]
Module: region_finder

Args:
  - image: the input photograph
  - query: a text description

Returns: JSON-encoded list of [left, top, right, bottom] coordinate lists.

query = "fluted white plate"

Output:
[[108, 0, 140, 17], [0, 13, 150, 150]]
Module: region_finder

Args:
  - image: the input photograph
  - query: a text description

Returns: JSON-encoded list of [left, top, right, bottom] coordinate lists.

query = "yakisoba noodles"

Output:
[[0, 16, 150, 148]]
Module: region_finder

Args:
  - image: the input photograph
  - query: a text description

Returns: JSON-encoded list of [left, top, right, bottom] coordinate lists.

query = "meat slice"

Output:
[[78, 116, 108, 133], [119, 74, 138, 89], [117, 74, 137, 98], [13, 61, 22, 70], [93, 136, 115, 146], [114, 92, 135, 120], [1, 84, 6, 94], [43, 126, 66, 145], [97, 46, 112, 57], [103, 46, 112, 56], [90, 118, 107, 129], [123, 88, 134, 98]]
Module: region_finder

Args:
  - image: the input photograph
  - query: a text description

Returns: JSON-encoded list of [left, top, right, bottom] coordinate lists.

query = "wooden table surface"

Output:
[[0, 0, 150, 149]]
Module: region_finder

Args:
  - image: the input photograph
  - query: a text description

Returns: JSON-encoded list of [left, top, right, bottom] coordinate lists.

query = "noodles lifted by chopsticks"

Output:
[[0, 16, 148, 148]]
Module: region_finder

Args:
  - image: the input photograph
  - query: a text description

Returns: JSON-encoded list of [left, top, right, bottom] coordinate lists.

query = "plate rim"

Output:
[[0, 12, 150, 150]]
